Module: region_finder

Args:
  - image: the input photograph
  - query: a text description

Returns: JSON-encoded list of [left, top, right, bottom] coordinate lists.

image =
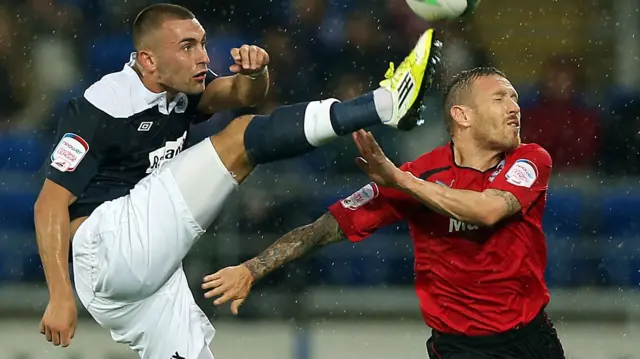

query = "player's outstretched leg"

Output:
[[212, 29, 442, 182], [142, 28, 442, 276]]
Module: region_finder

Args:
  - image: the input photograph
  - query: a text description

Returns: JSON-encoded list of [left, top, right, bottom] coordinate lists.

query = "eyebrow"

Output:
[[178, 34, 207, 44], [493, 88, 519, 100], [179, 37, 197, 44]]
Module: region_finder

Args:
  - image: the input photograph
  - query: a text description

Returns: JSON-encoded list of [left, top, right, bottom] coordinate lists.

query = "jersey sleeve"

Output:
[[328, 163, 417, 242], [45, 98, 104, 197], [487, 145, 553, 214], [187, 69, 218, 123]]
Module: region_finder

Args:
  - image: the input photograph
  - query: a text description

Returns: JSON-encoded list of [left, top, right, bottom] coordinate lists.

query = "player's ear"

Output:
[[136, 49, 157, 73], [450, 105, 471, 130]]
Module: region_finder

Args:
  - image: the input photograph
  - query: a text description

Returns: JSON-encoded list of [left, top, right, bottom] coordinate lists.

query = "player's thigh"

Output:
[[123, 138, 236, 296], [162, 137, 239, 230], [72, 138, 237, 301], [86, 268, 216, 359]]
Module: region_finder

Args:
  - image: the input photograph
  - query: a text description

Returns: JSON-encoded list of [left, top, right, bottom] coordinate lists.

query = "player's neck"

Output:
[[451, 140, 503, 172], [133, 62, 177, 100]]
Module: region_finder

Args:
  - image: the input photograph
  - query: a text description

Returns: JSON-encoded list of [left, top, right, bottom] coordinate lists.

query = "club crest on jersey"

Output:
[[50, 133, 89, 172], [488, 159, 506, 183], [146, 131, 187, 173], [341, 183, 379, 210], [505, 159, 538, 188]]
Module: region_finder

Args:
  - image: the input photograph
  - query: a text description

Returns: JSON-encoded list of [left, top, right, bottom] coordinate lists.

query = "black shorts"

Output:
[[426, 311, 565, 359]]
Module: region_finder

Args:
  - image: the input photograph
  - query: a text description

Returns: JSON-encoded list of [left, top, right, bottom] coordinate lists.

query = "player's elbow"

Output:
[[238, 96, 261, 108], [475, 210, 503, 227], [34, 193, 62, 223], [34, 197, 56, 232], [34, 180, 74, 222], [237, 89, 267, 108], [473, 197, 508, 227], [34, 191, 53, 218]]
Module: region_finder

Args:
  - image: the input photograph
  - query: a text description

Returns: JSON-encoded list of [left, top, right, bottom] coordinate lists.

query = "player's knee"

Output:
[[230, 114, 255, 129], [209, 114, 254, 141], [208, 115, 254, 148], [208, 114, 256, 182]]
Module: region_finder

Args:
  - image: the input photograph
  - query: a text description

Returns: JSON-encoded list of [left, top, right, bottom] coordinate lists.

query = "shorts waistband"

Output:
[[432, 310, 550, 346]]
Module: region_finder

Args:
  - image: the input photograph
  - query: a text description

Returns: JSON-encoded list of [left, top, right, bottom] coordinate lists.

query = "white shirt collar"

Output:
[[123, 52, 188, 115]]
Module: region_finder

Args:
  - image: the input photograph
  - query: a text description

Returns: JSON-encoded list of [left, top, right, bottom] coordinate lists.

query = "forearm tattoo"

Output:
[[243, 212, 346, 282], [486, 189, 521, 216]]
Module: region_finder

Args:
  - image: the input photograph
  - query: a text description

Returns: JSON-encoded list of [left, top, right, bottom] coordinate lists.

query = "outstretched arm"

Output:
[[352, 130, 522, 227], [392, 175, 521, 226], [244, 212, 345, 282], [202, 212, 345, 314]]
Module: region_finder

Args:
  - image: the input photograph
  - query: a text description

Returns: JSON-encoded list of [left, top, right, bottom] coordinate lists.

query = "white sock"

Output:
[[373, 87, 394, 123], [303, 98, 340, 147]]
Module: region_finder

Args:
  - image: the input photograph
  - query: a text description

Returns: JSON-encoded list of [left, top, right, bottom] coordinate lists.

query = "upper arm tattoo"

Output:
[[485, 189, 522, 216], [243, 212, 346, 281]]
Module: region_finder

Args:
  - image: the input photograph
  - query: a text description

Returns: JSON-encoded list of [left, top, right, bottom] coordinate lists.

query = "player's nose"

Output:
[[197, 47, 210, 66], [507, 98, 520, 115]]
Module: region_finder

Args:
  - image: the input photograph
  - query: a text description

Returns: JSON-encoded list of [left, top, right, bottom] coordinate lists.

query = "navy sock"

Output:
[[244, 91, 388, 165], [329, 92, 381, 135], [244, 102, 314, 165]]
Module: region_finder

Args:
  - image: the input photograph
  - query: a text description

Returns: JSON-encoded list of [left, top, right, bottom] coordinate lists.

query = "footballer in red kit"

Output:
[[328, 141, 551, 335], [203, 67, 566, 359]]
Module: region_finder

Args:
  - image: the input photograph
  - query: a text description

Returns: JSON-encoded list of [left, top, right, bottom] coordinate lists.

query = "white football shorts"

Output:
[[72, 138, 238, 359]]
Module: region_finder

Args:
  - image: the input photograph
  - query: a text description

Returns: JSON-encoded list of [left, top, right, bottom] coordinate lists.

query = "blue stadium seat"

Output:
[[598, 191, 640, 286], [22, 253, 45, 282], [0, 133, 47, 172], [545, 234, 575, 286], [388, 256, 415, 285], [542, 189, 585, 238], [0, 229, 38, 282], [86, 33, 134, 82], [0, 190, 37, 231], [599, 193, 640, 239], [599, 237, 637, 286]]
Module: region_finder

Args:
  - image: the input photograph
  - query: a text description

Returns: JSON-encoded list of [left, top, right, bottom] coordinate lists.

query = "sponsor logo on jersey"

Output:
[[50, 133, 89, 172], [341, 183, 379, 210], [449, 218, 479, 233], [146, 131, 188, 174], [505, 159, 538, 188]]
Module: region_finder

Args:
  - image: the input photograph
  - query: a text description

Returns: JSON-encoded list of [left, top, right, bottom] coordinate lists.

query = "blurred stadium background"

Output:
[[1, 0, 640, 358]]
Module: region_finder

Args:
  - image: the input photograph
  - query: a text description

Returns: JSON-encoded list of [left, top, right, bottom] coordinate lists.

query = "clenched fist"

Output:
[[39, 297, 77, 347], [229, 45, 269, 76]]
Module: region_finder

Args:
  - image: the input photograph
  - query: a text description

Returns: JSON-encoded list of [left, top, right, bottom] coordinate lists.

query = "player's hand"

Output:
[[39, 297, 77, 347], [353, 130, 403, 188], [229, 45, 269, 76], [202, 264, 253, 315]]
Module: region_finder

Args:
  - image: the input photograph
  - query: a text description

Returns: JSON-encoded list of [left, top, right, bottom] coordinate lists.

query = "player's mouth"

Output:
[[507, 117, 520, 129], [193, 70, 208, 81]]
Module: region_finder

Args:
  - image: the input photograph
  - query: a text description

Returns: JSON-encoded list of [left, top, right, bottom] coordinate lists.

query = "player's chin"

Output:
[[182, 81, 206, 95], [497, 133, 519, 151], [506, 136, 521, 150]]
